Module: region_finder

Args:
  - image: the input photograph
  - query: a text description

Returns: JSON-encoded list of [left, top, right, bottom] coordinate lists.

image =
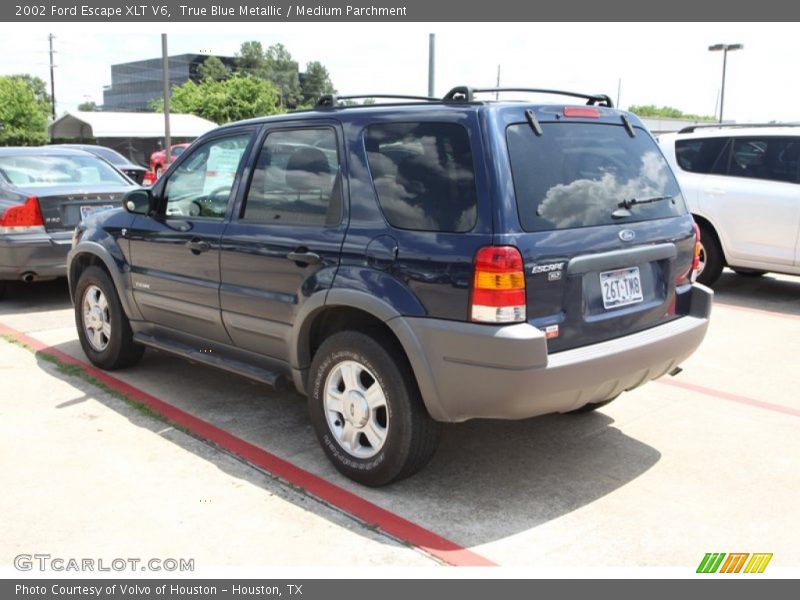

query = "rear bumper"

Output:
[[0, 231, 71, 281], [395, 284, 713, 422]]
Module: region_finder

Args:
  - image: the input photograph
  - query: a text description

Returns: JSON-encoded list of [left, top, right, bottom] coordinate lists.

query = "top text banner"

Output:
[[3, 0, 799, 22]]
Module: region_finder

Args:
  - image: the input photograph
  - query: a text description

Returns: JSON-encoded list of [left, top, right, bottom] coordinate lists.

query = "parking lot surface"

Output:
[[1, 270, 799, 571]]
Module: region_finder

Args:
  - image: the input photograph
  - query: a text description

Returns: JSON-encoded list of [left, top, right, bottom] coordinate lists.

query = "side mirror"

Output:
[[123, 189, 155, 215]]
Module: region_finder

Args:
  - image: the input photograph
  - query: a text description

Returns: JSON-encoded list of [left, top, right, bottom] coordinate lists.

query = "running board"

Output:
[[133, 332, 287, 391]]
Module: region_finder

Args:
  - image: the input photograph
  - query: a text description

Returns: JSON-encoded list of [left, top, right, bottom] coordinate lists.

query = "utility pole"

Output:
[[161, 34, 171, 167], [48, 33, 56, 120], [427, 34, 435, 97]]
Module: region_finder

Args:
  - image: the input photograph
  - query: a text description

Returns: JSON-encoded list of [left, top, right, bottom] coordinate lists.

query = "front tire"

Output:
[[696, 225, 724, 286], [308, 330, 441, 486], [75, 266, 144, 370]]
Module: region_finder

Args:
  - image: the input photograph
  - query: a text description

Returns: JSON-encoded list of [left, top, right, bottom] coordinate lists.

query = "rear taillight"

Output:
[[0, 196, 44, 234], [691, 222, 702, 277], [470, 246, 526, 323], [143, 170, 156, 185], [676, 222, 702, 286]]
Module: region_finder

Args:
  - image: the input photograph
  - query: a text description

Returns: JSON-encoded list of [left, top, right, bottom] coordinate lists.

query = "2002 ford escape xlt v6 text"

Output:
[[67, 87, 713, 486]]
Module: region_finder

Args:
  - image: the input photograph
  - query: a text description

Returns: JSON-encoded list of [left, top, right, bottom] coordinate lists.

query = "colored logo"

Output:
[[618, 229, 636, 242], [696, 552, 773, 574]]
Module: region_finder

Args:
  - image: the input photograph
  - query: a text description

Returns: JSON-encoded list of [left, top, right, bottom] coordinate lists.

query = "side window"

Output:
[[675, 137, 729, 174], [242, 128, 341, 226], [164, 134, 251, 218], [365, 122, 477, 233], [729, 137, 799, 183]]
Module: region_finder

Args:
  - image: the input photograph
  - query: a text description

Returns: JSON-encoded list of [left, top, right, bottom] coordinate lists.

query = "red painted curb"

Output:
[[0, 322, 496, 567], [658, 378, 800, 418]]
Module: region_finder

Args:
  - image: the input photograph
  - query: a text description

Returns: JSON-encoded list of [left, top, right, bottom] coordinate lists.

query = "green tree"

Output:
[[300, 61, 336, 106], [78, 100, 98, 111], [236, 41, 271, 79], [152, 74, 282, 124], [629, 104, 714, 121], [198, 56, 231, 81], [265, 43, 301, 108], [0, 75, 50, 146]]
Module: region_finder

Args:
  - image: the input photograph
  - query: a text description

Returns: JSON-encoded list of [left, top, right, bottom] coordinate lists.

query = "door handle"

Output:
[[185, 239, 211, 254], [703, 188, 726, 196], [287, 250, 322, 265]]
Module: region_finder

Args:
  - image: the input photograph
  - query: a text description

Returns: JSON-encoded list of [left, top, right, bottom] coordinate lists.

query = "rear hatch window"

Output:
[[507, 122, 685, 231], [504, 119, 694, 353]]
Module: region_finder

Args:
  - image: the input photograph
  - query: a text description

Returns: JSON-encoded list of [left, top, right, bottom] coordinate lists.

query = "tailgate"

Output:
[[502, 111, 695, 351]]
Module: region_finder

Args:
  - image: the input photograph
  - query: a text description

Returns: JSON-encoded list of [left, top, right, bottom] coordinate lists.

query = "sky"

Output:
[[0, 22, 797, 123]]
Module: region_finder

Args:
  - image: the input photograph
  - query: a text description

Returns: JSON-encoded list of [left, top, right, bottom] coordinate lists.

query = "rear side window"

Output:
[[507, 122, 685, 232], [365, 122, 477, 232], [675, 137, 729, 174], [728, 137, 800, 183]]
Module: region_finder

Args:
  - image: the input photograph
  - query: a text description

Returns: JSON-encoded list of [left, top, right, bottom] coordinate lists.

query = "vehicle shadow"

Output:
[[32, 338, 661, 553], [712, 269, 800, 317], [0, 279, 72, 315]]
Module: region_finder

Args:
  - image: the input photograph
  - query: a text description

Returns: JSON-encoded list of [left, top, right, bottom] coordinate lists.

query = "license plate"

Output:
[[80, 204, 114, 221], [599, 266, 644, 309]]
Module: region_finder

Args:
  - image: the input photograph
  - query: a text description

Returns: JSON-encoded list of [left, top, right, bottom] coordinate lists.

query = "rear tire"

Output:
[[567, 395, 619, 414], [308, 330, 441, 486], [696, 225, 723, 286], [74, 266, 144, 370], [0, 280, 6, 300], [733, 268, 766, 278]]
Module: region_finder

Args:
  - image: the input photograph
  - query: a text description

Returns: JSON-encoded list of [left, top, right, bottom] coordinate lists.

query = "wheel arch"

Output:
[[68, 244, 141, 320], [291, 289, 445, 421], [691, 213, 728, 265]]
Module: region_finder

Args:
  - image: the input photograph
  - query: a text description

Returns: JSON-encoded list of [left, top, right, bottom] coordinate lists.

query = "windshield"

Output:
[[0, 153, 131, 187], [507, 122, 685, 231]]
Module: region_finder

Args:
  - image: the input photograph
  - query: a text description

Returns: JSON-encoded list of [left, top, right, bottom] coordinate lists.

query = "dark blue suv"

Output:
[[68, 87, 712, 486]]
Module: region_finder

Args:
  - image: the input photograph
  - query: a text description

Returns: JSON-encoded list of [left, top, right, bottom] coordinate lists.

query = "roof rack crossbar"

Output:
[[316, 94, 439, 108], [678, 122, 800, 134], [443, 86, 614, 107]]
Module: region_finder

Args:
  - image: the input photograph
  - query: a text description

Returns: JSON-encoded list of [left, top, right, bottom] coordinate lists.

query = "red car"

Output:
[[149, 143, 191, 178]]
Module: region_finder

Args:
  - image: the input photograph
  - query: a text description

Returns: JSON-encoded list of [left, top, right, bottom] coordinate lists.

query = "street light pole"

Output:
[[708, 43, 743, 123]]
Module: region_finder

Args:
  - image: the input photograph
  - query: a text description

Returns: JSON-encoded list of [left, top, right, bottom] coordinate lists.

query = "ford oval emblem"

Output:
[[619, 229, 636, 242]]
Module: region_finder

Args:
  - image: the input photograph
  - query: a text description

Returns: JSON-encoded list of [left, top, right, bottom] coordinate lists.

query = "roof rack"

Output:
[[443, 86, 614, 107], [678, 122, 800, 134], [315, 94, 438, 108]]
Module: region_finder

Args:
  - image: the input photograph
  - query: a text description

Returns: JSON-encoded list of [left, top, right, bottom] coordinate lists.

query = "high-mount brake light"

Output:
[[563, 106, 601, 118], [470, 246, 526, 323]]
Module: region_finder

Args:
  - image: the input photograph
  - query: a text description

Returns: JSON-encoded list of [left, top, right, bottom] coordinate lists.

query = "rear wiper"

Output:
[[612, 195, 674, 218]]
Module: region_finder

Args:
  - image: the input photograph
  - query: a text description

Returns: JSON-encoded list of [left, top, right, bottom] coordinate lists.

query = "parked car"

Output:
[[68, 87, 712, 485], [149, 143, 191, 179], [0, 147, 136, 299], [660, 124, 800, 285], [51, 144, 148, 185]]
